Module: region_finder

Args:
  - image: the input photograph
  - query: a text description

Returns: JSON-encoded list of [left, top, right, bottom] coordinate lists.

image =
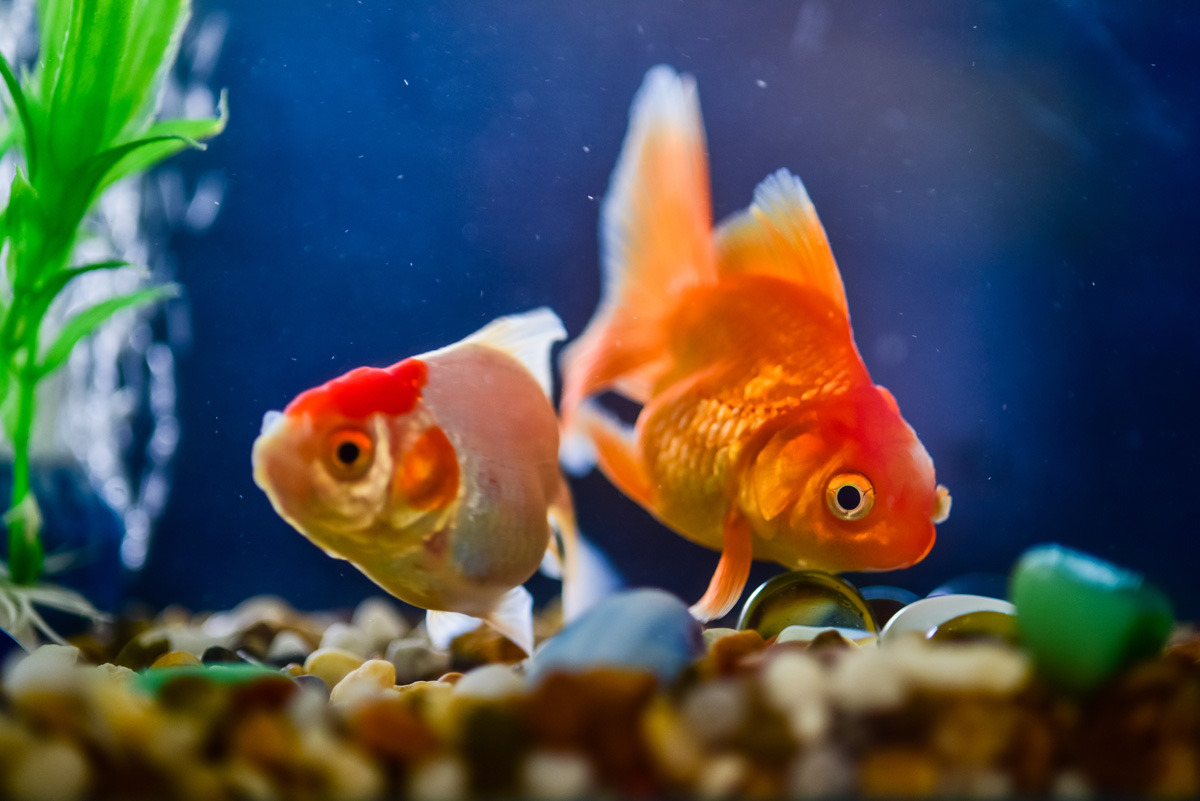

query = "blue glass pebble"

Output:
[[529, 588, 705, 684]]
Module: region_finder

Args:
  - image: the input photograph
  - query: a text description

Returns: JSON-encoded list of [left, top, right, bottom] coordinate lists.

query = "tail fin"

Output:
[[559, 65, 717, 430], [547, 475, 622, 621]]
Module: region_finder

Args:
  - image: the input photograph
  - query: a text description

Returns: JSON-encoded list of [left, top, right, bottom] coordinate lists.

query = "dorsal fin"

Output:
[[454, 307, 566, 399], [714, 168, 848, 317]]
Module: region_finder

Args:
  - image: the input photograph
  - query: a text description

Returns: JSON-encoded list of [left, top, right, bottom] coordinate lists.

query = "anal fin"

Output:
[[571, 400, 654, 508], [483, 586, 534, 656], [426, 609, 484, 650], [689, 508, 753, 622]]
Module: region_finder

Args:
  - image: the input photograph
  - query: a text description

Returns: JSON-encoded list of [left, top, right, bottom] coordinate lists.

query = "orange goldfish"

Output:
[[560, 66, 951, 622], [253, 309, 603, 653]]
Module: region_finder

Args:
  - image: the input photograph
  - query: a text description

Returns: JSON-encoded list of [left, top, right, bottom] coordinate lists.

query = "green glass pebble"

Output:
[[926, 610, 1019, 646], [1010, 544, 1174, 693], [737, 570, 877, 641], [136, 663, 283, 695]]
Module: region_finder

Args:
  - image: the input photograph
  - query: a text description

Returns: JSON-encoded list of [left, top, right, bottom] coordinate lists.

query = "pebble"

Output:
[[304, 647, 365, 688], [6, 739, 91, 801], [292, 673, 330, 698], [149, 651, 202, 669], [452, 664, 526, 700], [409, 755, 469, 801], [528, 589, 705, 684], [738, 571, 877, 641], [521, 750, 594, 800], [321, 621, 373, 658], [681, 679, 745, 745], [200, 645, 244, 664], [266, 630, 311, 664], [388, 638, 452, 684], [776, 625, 876, 646], [352, 596, 410, 650], [789, 746, 854, 798], [927, 610, 1020, 645], [702, 628, 740, 648], [879, 594, 1016, 645], [1010, 544, 1174, 693], [4, 644, 81, 697], [329, 659, 397, 706]]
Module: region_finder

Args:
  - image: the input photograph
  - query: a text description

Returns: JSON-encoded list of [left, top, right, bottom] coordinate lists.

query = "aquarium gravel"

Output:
[[0, 587, 1196, 801]]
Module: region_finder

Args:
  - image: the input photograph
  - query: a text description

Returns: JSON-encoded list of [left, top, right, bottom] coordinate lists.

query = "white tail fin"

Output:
[[459, 307, 566, 398]]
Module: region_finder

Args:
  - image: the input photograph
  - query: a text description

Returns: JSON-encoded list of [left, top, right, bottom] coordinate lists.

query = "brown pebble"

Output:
[[438, 672, 464, 685], [149, 651, 202, 669], [702, 630, 766, 677], [348, 698, 440, 762], [858, 748, 939, 797], [113, 635, 169, 671], [201, 645, 243, 664]]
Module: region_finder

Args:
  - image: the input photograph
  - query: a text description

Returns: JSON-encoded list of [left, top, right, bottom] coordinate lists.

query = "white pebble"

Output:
[[388, 638, 451, 684], [453, 664, 526, 700], [4, 645, 81, 697], [681, 680, 745, 744], [352, 596, 410, 648], [829, 646, 910, 712], [788, 746, 853, 798], [761, 650, 826, 712], [321, 622, 373, 658], [776, 625, 876, 646], [696, 754, 747, 798], [267, 630, 311, 662], [203, 595, 294, 637], [7, 740, 90, 801], [521, 750, 594, 800], [702, 628, 740, 649], [410, 756, 468, 801]]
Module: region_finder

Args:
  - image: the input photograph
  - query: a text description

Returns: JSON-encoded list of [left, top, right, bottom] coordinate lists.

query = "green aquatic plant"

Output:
[[0, 0, 226, 591]]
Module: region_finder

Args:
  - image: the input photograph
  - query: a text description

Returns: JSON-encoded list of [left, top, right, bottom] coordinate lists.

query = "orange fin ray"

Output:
[[560, 65, 715, 427], [561, 400, 654, 509], [714, 168, 848, 317], [689, 508, 753, 622]]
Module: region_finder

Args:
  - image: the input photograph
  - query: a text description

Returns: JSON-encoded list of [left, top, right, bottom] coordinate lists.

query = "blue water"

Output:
[[134, 2, 1200, 620]]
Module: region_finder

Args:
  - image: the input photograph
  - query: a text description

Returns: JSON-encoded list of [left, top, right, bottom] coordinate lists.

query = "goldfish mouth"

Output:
[[931, 484, 952, 524], [260, 410, 284, 437]]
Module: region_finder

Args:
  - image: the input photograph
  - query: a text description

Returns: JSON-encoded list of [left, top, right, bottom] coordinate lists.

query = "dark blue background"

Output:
[[136, 2, 1200, 620]]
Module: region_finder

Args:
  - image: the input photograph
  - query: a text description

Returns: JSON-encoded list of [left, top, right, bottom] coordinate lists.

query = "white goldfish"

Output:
[[251, 308, 607, 654]]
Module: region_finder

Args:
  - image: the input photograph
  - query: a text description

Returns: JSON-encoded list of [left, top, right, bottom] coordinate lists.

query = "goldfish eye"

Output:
[[326, 428, 375, 480], [826, 472, 875, 521]]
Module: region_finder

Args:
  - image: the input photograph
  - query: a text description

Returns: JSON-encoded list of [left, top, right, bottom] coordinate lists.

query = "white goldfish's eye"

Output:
[[826, 472, 875, 521], [326, 428, 375, 480]]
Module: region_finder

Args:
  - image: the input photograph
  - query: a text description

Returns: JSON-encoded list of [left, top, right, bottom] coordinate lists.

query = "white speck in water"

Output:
[[756, 79, 767, 88], [583, 145, 590, 152]]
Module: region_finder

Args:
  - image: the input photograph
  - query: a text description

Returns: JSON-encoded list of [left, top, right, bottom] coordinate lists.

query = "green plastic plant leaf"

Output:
[[38, 284, 178, 378], [110, 0, 190, 142], [0, 53, 37, 176], [101, 90, 228, 191]]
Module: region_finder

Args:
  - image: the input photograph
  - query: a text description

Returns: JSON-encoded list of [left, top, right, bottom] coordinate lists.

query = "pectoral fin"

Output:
[[751, 427, 823, 521], [483, 586, 535, 656]]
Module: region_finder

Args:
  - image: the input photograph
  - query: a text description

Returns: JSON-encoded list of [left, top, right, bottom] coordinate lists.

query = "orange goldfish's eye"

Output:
[[826, 472, 875, 521], [326, 428, 375, 480]]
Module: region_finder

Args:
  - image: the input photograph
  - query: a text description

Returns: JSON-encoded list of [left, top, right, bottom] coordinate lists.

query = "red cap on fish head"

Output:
[[285, 358, 428, 420]]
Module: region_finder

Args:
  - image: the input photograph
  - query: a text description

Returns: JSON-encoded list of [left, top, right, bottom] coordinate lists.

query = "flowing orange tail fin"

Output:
[[559, 66, 717, 460]]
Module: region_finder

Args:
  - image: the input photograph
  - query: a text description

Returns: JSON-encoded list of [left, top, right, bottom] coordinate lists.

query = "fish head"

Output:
[[252, 403, 396, 556], [748, 385, 948, 572], [250, 359, 448, 560]]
